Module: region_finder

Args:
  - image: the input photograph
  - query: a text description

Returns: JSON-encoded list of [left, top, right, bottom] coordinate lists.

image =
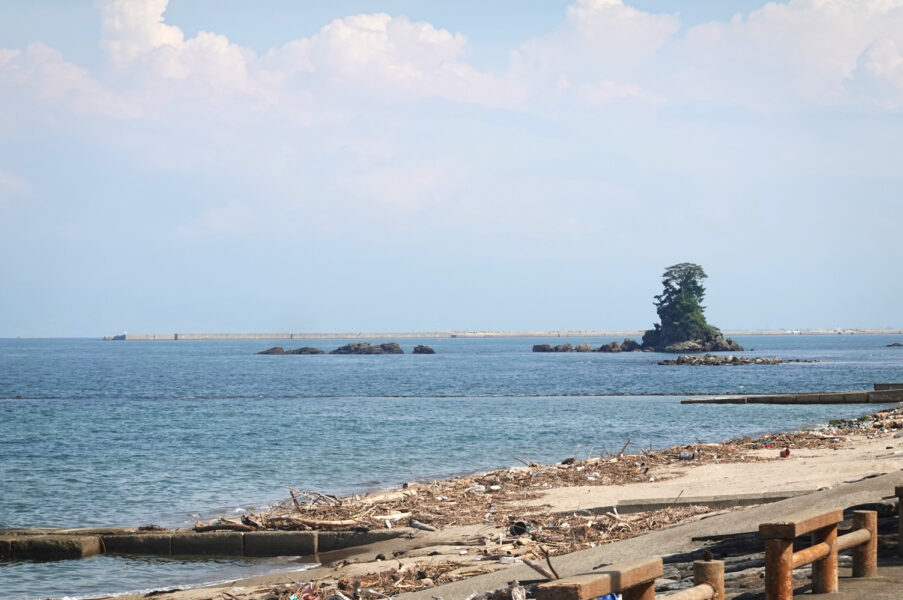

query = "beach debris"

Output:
[[678, 451, 695, 460], [779, 448, 791, 458], [193, 518, 255, 532], [410, 518, 438, 532]]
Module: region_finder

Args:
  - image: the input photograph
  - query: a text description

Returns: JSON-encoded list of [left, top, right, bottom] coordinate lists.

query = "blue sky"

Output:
[[1, 0, 902, 337]]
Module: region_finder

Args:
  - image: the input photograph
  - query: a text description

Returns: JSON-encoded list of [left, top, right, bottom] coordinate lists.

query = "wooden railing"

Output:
[[897, 485, 903, 557], [536, 487, 900, 600], [536, 557, 724, 600], [759, 508, 877, 600]]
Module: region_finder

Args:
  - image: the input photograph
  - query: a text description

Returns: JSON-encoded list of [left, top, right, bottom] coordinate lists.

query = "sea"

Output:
[[1, 334, 902, 599]]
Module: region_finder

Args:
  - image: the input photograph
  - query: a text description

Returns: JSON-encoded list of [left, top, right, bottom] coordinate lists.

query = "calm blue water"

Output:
[[1, 334, 901, 599]]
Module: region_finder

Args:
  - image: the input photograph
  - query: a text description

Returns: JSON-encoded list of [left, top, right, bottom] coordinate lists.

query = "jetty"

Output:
[[682, 384, 903, 405]]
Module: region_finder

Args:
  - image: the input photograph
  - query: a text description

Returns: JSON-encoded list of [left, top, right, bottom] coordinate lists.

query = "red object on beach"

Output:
[[779, 448, 790, 458]]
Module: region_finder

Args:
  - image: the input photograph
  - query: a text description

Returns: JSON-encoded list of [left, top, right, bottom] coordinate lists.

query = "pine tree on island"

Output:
[[641, 262, 742, 352]]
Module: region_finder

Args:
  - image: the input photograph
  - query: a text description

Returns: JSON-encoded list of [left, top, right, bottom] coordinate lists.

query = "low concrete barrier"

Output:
[[243, 531, 317, 557], [868, 389, 903, 403], [317, 529, 405, 552], [845, 392, 869, 403], [101, 533, 172, 555], [874, 383, 903, 391], [171, 532, 244, 556], [9, 535, 102, 560], [683, 388, 903, 404]]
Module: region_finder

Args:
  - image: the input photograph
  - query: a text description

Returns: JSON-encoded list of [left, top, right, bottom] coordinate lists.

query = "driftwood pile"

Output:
[[196, 418, 882, 535], [190, 408, 903, 600]]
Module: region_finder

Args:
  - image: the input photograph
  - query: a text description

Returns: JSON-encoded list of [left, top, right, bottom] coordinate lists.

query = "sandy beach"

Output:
[[92, 406, 903, 600]]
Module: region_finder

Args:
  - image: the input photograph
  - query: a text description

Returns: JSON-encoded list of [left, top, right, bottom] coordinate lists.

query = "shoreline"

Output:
[[70, 402, 903, 600], [100, 329, 903, 341]]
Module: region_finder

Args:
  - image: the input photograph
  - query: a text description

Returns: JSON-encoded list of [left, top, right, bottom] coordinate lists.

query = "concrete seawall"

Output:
[[104, 331, 645, 341], [682, 384, 903, 405], [0, 528, 409, 561]]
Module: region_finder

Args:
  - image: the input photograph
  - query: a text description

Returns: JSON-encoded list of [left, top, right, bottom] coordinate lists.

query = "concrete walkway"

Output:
[[398, 470, 903, 600], [822, 562, 903, 600]]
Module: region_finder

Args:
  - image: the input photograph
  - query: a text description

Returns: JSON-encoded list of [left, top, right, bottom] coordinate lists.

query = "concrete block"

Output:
[[817, 393, 846, 404], [171, 532, 243, 556], [794, 393, 822, 404], [0, 538, 10, 560], [101, 534, 171, 555], [10, 535, 102, 560], [869, 389, 903, 403], [317, 529, 406, 552], [243, 531, 317, 557], [874, 383, 903, 391], [844, 392, 869, 403], [747, 395, 779, 404]]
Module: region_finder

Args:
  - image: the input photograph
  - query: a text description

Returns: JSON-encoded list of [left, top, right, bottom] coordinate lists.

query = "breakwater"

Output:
[[103, 328, 903, 341], [103, 330, 644, 341], [682, 384, 903, 404]]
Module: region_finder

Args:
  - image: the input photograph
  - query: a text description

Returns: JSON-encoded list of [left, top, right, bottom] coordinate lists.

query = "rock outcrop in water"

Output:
[[658, 354, 813, 366], [413, 345, 436, 354], [257, 346, 325, 355], [329, 342, 404, 355]]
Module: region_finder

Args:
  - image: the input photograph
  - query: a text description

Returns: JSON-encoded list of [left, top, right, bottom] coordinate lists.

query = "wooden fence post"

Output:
[[693, 559, 724, 600], [896, 486, 903, 558], [810, 523, 838, 593], [764, 537, 794, 600], [852, 510, 878, 578]]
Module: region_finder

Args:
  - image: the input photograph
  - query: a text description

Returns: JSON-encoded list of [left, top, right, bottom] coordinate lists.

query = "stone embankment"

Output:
[[658, 354, 815, 366]]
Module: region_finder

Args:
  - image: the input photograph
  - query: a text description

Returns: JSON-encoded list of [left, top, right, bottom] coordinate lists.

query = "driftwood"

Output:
[[193, 522, 255, 532], [410, 518, 438, 532], [523, 558, 558, 580], [287, 516, 362, 528]]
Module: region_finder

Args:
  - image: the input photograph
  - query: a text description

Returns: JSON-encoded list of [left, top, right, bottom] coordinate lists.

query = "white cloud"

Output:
[[0, 43, 135, 118], [511, 0, 679, 106], [673, 0, 903, 107]]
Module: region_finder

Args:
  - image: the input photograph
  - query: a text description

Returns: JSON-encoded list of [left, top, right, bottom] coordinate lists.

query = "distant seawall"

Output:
[[102, 328, 903, 341], [104, 331, 644, 341]]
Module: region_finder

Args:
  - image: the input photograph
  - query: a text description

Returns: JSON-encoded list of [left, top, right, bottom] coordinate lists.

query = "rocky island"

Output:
[[640, 262, 742, 352]]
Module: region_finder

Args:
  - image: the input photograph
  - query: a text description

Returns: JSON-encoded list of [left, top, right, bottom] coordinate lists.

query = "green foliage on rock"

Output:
[[642, 262, 734, 351]]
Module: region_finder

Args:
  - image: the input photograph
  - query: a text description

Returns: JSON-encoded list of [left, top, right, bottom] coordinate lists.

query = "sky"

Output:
[[1, 0, 902, 337]]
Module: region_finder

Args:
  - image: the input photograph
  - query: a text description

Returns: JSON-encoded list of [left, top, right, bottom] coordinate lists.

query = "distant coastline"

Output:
[[102, 328, 903, 341]]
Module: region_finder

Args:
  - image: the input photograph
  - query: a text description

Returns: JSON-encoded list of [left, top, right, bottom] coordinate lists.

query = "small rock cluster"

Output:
[[257, 343, 435, 355], [657, 354, 806, 366], [532, 339, 643, 353], [257, 346, 325, 355], [663, 338, 743, 352]]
